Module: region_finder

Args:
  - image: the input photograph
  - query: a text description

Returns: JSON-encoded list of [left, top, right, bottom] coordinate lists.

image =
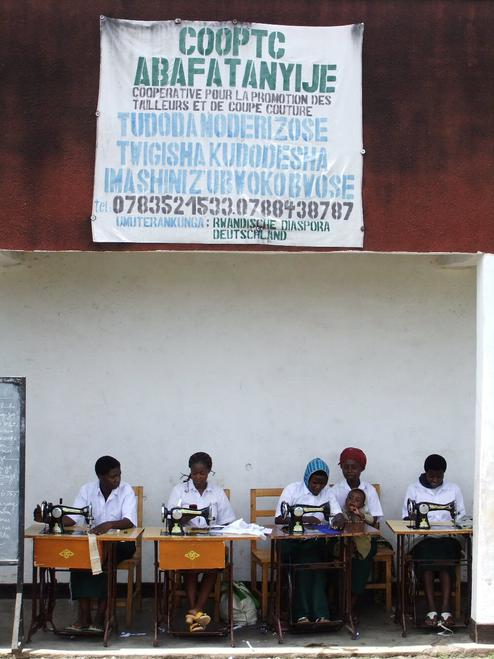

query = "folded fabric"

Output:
[[88, 533, 102, 575], [215, 518, 272, 538]]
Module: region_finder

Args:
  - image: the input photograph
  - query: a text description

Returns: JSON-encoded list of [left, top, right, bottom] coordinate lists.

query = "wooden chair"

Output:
[[116, 485, 143, 628], [250, 487, 283, 621], [364, 483, 394, 611]]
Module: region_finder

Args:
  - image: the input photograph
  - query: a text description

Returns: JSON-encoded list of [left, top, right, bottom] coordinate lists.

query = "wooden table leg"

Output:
[[275, 540, 283, 643], [27, 563, 39, 642], [153, 541, 159, 647], [46, 568, 57, 631], [465, 535, 472, 625], [103, 543, 117, 647], [344, 538, 359, 640], [228, 541, 234, 647], [397, 535, 407, 637]]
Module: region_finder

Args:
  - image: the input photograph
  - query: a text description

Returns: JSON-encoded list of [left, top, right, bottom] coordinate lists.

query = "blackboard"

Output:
[[0, 377, 25, 651], [0, 379, 25, 564]]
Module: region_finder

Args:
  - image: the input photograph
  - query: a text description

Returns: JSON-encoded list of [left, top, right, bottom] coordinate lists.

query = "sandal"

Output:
[[439, 612, 455, 626], [424, 611, 439, 627], [185, 612, 195, 625], [88, 624, 104, 633], [296, 616, 310, 624], [189, 621, 205, 632], [194, 611, 211, 627], [66, 622, 89, 632]]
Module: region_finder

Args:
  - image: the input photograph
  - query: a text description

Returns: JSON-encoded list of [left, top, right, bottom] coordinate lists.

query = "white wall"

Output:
[[0, 252, 476, 582]]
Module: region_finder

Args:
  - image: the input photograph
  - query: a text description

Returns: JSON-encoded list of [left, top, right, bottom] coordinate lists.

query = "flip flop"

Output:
[[189, 621, 205, 632]]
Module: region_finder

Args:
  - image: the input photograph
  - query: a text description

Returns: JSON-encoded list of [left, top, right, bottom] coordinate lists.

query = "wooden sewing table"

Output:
[[25, 524, 143, 646], [270, 523, 380, 642], [143, 527, 256, 647], [386, 519, 473, 636]]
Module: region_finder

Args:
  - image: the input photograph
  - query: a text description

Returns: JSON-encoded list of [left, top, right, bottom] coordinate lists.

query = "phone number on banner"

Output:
[[112, 195, 353, 221]]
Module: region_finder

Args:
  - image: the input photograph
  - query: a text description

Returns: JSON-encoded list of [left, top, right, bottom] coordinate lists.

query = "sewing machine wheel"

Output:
[[293, 506, 304, 518]]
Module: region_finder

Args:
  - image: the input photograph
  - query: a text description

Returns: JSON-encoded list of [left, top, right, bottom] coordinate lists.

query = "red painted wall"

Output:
[[1, 1, 492, 252]]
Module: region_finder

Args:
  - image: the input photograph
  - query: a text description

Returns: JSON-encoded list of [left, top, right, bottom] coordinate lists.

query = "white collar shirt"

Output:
[[68, 480, 137, 527], [402, 479, 466, 522], [332, 479, 383, 519], [166, 480, 235, 527], [275, 481, 342, 522]]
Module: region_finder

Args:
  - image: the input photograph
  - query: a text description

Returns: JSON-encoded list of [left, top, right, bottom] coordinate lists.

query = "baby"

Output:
[[344, 488, 374, 559]]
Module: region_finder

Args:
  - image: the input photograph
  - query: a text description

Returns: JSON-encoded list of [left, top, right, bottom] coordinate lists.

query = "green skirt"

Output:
[[70, 541, 136, 600], [411, 537, 461, 576], [281, 538, 330, 621]]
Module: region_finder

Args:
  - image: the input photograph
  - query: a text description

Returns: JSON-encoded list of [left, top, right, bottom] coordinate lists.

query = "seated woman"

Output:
[[65, 455, 137, 631], [402, 453, 466, 628], [332, 447, 382, 616], [166, 451, 235, 632], [275, 458, 345, 624]]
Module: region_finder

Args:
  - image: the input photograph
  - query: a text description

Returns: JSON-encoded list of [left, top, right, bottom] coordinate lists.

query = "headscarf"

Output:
[[303, 458, 329, 488], [339, 447, 367, 470]]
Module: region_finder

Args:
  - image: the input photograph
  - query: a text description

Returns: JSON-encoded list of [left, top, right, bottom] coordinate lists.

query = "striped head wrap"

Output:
[[303, 458, 330, 488]]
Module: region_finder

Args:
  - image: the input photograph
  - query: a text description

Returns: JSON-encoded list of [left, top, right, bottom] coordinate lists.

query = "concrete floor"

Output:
[[2, 598, 494, 658]]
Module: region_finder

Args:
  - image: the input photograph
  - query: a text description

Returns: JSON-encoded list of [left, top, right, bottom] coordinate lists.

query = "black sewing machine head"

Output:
[[35, 500, 93, 534], [280, 501, 331, 534], [161, 503, 217, 535], [407, 498, 456, 530]]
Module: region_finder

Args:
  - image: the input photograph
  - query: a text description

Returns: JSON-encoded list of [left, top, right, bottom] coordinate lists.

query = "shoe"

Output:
[[424, 611, 439, 627], [439, 612, 455, 626]]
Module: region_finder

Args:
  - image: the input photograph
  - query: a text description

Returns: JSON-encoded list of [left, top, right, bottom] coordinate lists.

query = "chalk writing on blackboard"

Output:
[[0, 385, 21, 561]]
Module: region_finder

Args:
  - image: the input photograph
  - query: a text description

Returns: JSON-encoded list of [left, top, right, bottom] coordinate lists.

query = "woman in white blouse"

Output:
[[402, 453, 465, 628], [166, 451, 234, 632]]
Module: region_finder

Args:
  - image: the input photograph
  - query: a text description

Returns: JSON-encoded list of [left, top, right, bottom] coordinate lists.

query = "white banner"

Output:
[[92, 19, 364, 246]]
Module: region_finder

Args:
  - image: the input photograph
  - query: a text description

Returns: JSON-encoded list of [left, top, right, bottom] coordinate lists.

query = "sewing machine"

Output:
[[280, 501, 331, 534], [35, 500, 93, 534], [406, 498, 456, 530], [161, 503, 217, 535]]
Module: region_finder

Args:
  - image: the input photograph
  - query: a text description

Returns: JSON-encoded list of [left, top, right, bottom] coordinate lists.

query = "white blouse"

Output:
[[275, 481, 342, 522], [402, 479, 466, 522], [166, 480, 235, 527]]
